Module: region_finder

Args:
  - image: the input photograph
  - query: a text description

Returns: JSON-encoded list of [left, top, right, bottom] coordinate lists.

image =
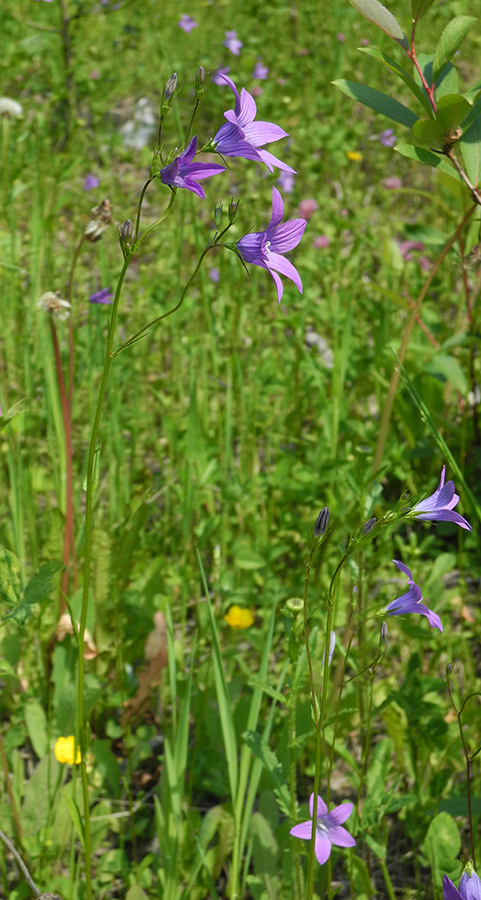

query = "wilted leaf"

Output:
[[349, 0, 409, 48], [333, 80, 418, 128], [433, 17, 477, 80]]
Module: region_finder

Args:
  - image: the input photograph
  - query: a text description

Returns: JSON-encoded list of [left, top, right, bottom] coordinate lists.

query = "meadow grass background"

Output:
[[0, 0, 480, 898]]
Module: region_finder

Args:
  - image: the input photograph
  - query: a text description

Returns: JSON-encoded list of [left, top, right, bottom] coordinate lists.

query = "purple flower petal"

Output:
[[326, 803, 353, 826], [160, 136, 225, 198], [459, 872, 481, 900], [89, 287, 114, 305], [237, 187, 306, 303], [443, 876, 464, 900], [327, 825, 357, 848], [411, 466, 471, 531], [314, 834, 332, 865], [290, 821, 313, 839], [214, 76, 294, 173], [178, 14, 198, 32], [84, 174, 100, 191], [386, 561, 443, 632]]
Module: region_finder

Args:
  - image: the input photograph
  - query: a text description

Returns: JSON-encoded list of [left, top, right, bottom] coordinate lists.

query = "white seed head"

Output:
[[0, 97, 23, 118], [37, 291, 71, 321]]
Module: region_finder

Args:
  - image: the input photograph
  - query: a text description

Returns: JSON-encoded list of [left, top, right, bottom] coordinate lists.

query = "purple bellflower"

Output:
[[386, 560, 442, 632], [290, 794, 355, 866], [236, 186, 306, 303], [84, 174, 100, 191], [253, 61, 269, 80], [89, 288, 113, 305], [178, 14, 198, 32], [411, 466, 471, 531], [213, 75, 296, 173], [223, 30, 243, 55], [160, 137, 225, 199], [443, 868, 481, 900]]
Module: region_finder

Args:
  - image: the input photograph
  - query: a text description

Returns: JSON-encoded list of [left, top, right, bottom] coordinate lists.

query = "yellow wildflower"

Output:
[[224, 605, 254, 629], [346, 151, 362, 161], [54, 736, 81, 765]]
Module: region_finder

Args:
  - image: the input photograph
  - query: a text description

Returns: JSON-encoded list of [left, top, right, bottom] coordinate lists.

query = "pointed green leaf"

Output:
[[412, 118, 446, 148], [333, 80, 418, 128], [412, 0, 435, 22], [82, 441, 101, 492], [62, 792, 85, 849], [242, 731, 291, 817], [349, 0, 409, 49], [435, 94, 471, 137], [459, 115, 481, 187], [1, 560, 64, 627], [462, 92, 481, 132], [394, 142, 463, 180], [435, 62, 459, 100], [358, 47, 433, 116], [433, 17, 477, 80]]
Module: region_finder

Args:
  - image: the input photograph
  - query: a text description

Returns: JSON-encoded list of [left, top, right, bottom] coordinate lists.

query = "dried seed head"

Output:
[[84, 198, 113, 242], [37, 291, 71, 321], [0, 97, 23, 118], [314, 507, 329, 538]]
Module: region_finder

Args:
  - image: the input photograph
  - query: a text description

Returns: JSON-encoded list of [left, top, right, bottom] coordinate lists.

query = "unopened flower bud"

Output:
[[362, 516, 376, 535], [228, 199, 239, 222], [446, 661, 454, 675], [314, 507, 329, 538], [285, 597, 304, 615], [380, 621, 388, 647], [196, 65, 206, 97], [120, 219, 133, 245], [164, 73, 177, 103], [214, 204, 223, 227]]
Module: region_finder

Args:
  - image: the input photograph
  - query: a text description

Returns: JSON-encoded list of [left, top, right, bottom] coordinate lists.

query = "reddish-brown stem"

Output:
[[372, 205, 476, 474], [403, 281, 440, 349], [407, 28, 436, 115], [49, 319, 74, 604]]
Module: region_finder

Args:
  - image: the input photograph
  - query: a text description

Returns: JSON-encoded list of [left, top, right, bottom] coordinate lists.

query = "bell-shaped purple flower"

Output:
[[385, 560, 442, 632], [290, 793, 355, 866], [160, 136, 225, 199], [412, 466, 471, 531], [213, 75, 296, 173], [443, 869, 481, 900], [237, 187, 306, 303]]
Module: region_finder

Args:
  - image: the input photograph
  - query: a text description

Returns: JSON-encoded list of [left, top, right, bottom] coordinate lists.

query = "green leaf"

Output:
[[394, 142, 463, 179], [358, 47, 433, 116], [2, 560, 64, 627], [25, 699, 48, 759], [412, 0, 435, 22], [460, 114, 481, 187], [462, 92, 481, 131], [0, 550, 22, 606], [424, 354, 468, 393], [242, 731, 291, 817], [436, 94, 471, 137], [412, 118, 445, 149], [433, 17, 477, 80], [435, 62, 459, 100], [421, 812, 461, 888], [125, 888, 149, 900], [349, 0, 409, 49], [62, 792, 85, 849], [0, 399, 27, 431], [333, 80, 418, 129], [234, 548, 266, 569]]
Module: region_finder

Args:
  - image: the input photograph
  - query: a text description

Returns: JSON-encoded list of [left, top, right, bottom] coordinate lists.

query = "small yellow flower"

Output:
[[347, 151, 362, 161], [54, 736, 81, 765], [224, 605, 254, 629]]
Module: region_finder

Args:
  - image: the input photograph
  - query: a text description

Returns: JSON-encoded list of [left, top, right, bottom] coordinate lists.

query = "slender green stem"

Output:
[[379, 858, 396, 900], [134, 178, 155, 242], [77, 252, 131, 900]]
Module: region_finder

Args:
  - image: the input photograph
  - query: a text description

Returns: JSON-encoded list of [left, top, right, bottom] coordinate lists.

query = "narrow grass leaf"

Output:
[[197, 549, 238, 800], [62, 792, 85, 849]]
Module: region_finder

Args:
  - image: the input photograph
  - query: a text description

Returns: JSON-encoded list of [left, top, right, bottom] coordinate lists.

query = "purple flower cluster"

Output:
[[384, 466, 471, 633], [157, 74, 304, 302]]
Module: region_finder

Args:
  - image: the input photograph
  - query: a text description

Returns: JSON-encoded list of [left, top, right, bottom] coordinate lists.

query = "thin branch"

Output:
[[0, 829, 41, 898]]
